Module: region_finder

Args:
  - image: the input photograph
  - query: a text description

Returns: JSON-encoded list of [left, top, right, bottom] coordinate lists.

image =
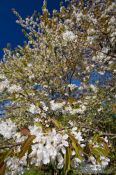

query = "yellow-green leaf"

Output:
[[69, 133, 83, 160], [52, 119, 63, 129], [0, 150, 12, 165], [91, 147, 108, 157], [18, 135, 35, 159], [64, 147, 71, 175]]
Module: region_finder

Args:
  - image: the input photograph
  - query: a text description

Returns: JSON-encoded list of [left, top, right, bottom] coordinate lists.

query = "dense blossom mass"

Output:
[[0, 119, 110, 175], [0, 0, 115, 174]]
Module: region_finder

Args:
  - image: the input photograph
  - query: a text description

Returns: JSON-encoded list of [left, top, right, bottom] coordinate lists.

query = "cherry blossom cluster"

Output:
[[0, 119, 110, 175]]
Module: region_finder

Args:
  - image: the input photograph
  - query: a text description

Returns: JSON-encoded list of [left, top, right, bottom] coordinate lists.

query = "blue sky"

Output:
[[0, 0, 63, 58]]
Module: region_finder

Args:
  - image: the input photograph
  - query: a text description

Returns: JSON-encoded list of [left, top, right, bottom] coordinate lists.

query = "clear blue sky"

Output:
[[0, 0, 63, 58]]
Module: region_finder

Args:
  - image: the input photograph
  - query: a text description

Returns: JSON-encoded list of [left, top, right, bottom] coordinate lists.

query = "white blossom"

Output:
[[74, 11, 83, 22], [8, 84, 22, 93], [57, 153, 64, 169], [28, 104, 41, 114], [40, 101, 48, 111], [87, 36, 95, 44], [72, 157, 82, 168], [50, 100, 65, 111], [71, 128, 84, 143], [5, 155, 27, 175], [100, 156, 110, 167], [98, 71, 105, 75], [0, 78, 9, 92], [87, 28, 95, 35], [29, 127, 69, 166], [62, 30, 76, 41], [68, 84, 77, 90], [90, 85, 98, 93], [104, 136, 108, 143], [89, 156, 96, 165], [0, 119, 17, 139]]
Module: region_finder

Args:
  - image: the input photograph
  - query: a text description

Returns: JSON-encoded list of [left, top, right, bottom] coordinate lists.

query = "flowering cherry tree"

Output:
[[0, 0, 115, 174]]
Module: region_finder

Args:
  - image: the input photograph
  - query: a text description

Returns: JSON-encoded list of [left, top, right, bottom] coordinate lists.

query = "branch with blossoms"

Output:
[[0, 119, 110, 175], [1, 124, 115, 150], [0, 0, 115, 174]]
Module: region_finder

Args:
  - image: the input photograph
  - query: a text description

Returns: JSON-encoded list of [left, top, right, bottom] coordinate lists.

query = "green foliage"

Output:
[[64, 147, 71, 175]]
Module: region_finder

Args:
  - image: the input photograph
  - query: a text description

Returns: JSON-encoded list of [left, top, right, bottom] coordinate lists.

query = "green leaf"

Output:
[[18, 135, 35, 159], [64, 147, 71, 175], [69, 134, 83, 160], [52, 119, 63, 129], [34, 122, 43, 128], [0, 150, 12, 164], [91, 147, 108, 158]]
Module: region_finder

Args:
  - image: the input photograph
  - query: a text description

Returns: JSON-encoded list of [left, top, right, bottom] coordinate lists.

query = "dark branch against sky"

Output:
[[0, 0, 62, 58]]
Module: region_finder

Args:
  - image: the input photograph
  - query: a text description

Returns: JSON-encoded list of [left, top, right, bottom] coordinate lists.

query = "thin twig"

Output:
[[0, 142, 21, 149]]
